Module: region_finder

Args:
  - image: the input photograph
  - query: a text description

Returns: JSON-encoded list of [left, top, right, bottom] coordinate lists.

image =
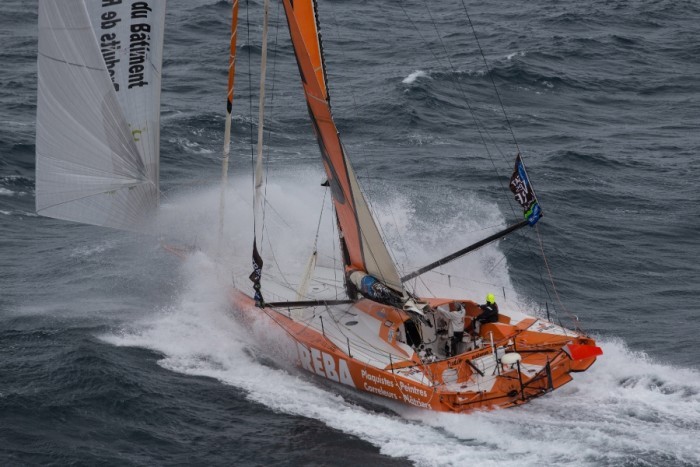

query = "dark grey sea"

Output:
[[2, 0, 699, 465]]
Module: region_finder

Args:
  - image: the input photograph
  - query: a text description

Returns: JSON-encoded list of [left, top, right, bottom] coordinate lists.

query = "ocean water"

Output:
[[2, 0, 700, 466]]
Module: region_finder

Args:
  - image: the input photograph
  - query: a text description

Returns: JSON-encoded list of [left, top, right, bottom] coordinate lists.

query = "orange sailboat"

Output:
[[35, 0, 602, 414], [220, 0, 602, 412]]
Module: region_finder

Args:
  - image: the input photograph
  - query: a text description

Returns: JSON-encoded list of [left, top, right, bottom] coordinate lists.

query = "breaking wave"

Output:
[[403, 70, 429, 84]]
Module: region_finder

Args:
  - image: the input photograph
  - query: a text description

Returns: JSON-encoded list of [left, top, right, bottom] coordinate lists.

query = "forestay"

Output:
[[36, 0, 165, 230]]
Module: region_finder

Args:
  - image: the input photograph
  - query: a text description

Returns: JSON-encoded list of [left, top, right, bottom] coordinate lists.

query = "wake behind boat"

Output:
[[36, 0, 601, 413]]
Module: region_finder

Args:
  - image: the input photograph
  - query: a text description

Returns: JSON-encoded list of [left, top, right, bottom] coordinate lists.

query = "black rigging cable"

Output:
[[260, 0, 282, 252], [452, 1, 580, 326], [459, 0, 520, 154], [323, 2, 417, 293], [398, 1, 580, 327], [396, 2, 517, 222], [245, 0, 255, 234]]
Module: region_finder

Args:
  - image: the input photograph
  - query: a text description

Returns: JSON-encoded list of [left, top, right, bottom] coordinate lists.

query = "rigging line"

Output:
[[254, 302, 324, 347], [400, 0, 496, 164], [262, 197, 292, 229], [260, 231, 334, 304], [397, 222, 524, 270], [260, 272, 312, 301], [430, 3, 546, 302], [245, 0, 255, 234], [293, 187, 330, 301], [293, 0, 393, 289], [537, 257, 555, 306], [312, 186, 330, 249], [459, 0, 520, 154], [323, 3, 408, 288], [484, 231, 525, 276], [259, 0, 282, 252], [418, 0, 518, 219], [330, 201, 339, 299], [400, 1, 517, 219], [314, 248, 340, 263], [535, 224, 582, 331], [36, 181, 153, 213], [331, 3, 416, 285], [422, 269, 521, 296], [278, 305, 322, 338], [323, 317, 381, 358], [253, 0, 271, 251], [346, 152, 404, 290], [270, 308, 320, 340], [386, 203, 414, 283], [160, 179, 219, 192], [263, 305, 354, 357], [415, 273, 436, 299], [259, 222, 301, 295]]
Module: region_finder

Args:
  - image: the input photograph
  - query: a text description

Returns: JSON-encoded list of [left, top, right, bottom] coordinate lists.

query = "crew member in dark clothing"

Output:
[[475, 293, 499, 333]]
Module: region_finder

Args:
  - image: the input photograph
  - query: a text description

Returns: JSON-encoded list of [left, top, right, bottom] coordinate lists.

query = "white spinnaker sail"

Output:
[[36, 0, 165, 230]]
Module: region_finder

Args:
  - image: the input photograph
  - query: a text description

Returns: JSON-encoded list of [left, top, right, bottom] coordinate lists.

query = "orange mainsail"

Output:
[[289, 0, 327, 100], [282, 0, 404, 294]]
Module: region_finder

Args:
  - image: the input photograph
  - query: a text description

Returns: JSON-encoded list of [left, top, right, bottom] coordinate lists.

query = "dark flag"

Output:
[[510, 154, 542, 226], [249, 239, 265, 306]]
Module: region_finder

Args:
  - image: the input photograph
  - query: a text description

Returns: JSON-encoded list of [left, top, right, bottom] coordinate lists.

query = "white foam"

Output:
[[101, 177, 699, 465], [99, 253, 487, 466], [506, 51, 526, 60], [153, 173, 524, 309], [70, 240, 116, 258], [168, 136, 214, 154], [0, 187, 27, 196], [403, 70, 428, 84], [102, 251, 700, 466]]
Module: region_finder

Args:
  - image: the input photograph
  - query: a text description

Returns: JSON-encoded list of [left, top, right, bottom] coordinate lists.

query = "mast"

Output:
[[250, 0, 272, 305], [218, 0, 240, 251], [281, 0, 406, 296], [254, 0, 271, 214]]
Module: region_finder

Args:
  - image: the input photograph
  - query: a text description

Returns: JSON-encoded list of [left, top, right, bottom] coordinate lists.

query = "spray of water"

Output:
[[103, 174, 700, 466]]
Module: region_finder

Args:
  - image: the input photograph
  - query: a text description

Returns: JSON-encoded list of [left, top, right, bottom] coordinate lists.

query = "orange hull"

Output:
[[228, 290, 601, 413]]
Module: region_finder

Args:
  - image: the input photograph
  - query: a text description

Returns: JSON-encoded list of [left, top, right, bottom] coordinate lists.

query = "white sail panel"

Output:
[[36, 0, 165, 230], [345, 154, 404, 293]]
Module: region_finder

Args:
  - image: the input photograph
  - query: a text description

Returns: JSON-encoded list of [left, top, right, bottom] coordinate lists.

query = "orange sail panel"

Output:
[[289, 0, 327, 99], [282, 0, 404, 293]]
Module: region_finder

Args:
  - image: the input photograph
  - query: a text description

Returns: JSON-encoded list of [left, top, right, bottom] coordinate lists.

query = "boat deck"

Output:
[[230, 262, 559, 395], [232, 263, 436, 384]]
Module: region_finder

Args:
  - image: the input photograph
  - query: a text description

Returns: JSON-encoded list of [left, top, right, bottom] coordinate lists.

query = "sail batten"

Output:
[[282, 0, 404, 294], [36, 0, 165, 231]]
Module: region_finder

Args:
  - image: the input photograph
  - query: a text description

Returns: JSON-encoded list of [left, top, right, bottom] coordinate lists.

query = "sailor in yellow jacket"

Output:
[[474, 293, 499, 334]]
